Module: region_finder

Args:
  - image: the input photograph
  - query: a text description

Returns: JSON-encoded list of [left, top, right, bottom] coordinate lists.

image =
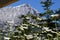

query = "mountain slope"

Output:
[[0, 4, 40, 31]]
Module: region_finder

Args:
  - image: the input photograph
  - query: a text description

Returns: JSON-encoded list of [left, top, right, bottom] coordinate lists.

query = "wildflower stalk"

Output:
[[41, 22, 44, 40], [24, 30, 26, 40], [55, 23, 59, 40], [55, 18, 59, 40], [0, 30, 2, 40], [8, 24, 10, 38]]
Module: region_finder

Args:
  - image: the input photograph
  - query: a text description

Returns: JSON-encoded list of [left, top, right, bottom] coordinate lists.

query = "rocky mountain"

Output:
[[0, 4, 40, 31]]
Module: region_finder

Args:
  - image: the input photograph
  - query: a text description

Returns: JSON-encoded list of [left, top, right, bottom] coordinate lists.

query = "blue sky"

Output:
[[7, 0, 60, 13]]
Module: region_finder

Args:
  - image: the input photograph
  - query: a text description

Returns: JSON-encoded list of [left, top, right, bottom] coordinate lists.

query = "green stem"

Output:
[[23, 30, 26, 40], [55, 20, 59, 40]]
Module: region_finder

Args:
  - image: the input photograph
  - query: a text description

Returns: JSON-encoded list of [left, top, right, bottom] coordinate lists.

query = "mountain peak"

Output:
[[0, 3, 40, 31], [13, 4, 30, 8], [20, 3, 30, 7]]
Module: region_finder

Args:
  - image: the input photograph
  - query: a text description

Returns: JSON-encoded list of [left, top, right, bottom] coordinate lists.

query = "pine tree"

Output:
[[41, 0, 54, 28], [41, 0, 60, 40]]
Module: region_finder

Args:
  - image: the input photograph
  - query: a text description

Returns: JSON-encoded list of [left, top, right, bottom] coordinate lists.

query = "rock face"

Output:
[[0, 4, 39, 31]]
